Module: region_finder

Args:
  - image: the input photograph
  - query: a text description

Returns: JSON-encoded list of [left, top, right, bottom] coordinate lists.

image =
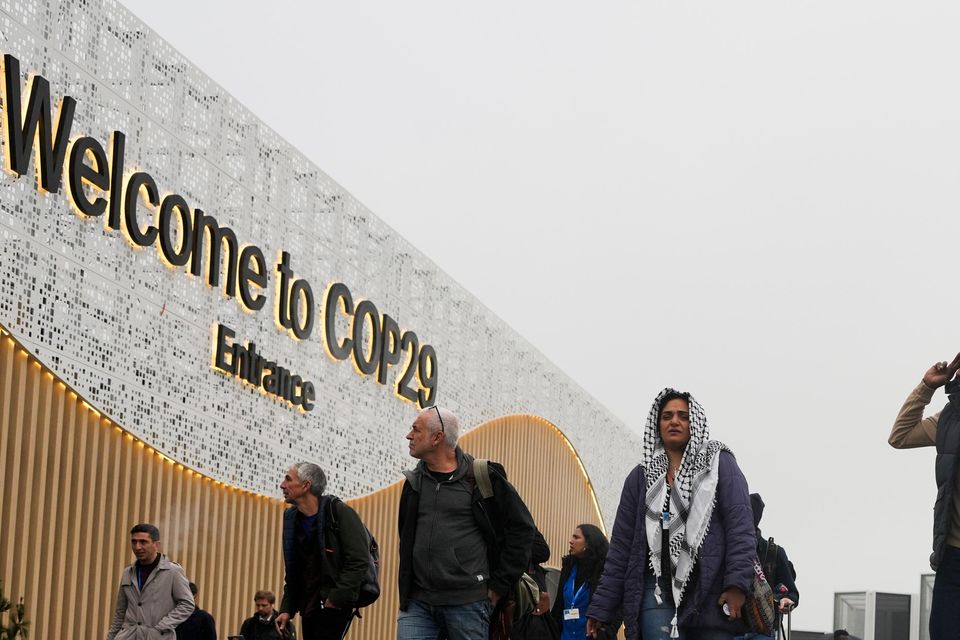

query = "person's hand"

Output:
[[323, 597, 338, 609], [923, 354, 960, 389], [275, 612, 290, 637], [718, 587, 746, 621], [532, 591, 550, 616], [779, 597, 795, 612], [586, 618, 606, 638], [487, 589, 501, 607]]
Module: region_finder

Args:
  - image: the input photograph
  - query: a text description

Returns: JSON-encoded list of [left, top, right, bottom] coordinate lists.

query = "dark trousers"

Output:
[[932, 546, 960, 640], [302, 607, 355, 640]]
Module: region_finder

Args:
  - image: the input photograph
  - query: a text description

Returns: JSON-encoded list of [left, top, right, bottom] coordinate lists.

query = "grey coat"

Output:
[[106, 555, 195, 640]]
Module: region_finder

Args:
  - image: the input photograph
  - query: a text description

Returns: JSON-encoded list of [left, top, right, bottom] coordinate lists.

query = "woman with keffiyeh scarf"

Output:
[[585, 389, 756, 640]]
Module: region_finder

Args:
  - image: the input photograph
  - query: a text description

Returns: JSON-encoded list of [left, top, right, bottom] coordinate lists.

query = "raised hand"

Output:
[[923, 353, 960, 388]]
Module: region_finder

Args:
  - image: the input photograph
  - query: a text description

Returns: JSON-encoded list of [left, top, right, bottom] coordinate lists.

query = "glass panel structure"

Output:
[[919, 574, 934, 640], [834, 592, 866, 638], [874, 593, 911, 640]]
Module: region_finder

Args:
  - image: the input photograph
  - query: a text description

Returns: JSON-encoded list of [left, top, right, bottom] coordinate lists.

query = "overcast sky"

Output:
[[120, 0, 960, 631]]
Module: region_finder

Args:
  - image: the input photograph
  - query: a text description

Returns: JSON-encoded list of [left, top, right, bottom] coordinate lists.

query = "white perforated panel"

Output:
[[0, 0, 641, 526]]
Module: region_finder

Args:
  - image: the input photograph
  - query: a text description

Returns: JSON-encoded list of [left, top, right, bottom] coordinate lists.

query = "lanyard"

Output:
[[564, 564, 589, 607]]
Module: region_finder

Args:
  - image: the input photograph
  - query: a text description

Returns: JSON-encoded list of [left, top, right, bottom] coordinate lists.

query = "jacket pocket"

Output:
[[453, 543, 487, 579]]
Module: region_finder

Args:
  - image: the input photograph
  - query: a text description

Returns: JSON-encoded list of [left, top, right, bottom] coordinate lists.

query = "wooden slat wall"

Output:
[[0, 326, 605, 640]]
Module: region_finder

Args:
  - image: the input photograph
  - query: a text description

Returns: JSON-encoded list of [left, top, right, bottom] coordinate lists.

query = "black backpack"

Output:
[[325, 496, 381, 608]]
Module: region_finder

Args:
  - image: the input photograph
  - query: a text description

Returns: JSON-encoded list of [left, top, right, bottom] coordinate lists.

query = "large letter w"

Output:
[[2, 54, 76, 193]]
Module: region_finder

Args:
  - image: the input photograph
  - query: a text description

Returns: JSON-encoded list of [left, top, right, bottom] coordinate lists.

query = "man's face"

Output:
[[255, 598, 273, 617], [130, 532, 160, 564], [280, 466, 310, 504], [406, 412, 440, 459]]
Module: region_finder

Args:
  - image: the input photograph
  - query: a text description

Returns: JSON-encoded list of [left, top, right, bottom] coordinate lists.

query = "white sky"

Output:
[[120, 0, 960, 632]]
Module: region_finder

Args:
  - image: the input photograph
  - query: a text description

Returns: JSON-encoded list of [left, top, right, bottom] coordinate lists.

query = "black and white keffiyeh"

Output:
[[642, 388, 730, 637]]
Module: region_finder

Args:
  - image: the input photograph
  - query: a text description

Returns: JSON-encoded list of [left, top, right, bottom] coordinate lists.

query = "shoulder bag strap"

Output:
[[473, 458, 494, 499]]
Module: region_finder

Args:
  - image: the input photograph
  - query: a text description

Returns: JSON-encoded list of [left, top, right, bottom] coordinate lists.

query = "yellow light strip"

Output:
[[0, 319, 277, 501]]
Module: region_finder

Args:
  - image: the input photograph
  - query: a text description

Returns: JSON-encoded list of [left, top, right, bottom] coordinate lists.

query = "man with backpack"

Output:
[[397, 406, 537, 640], [277, 462, 373, 640]]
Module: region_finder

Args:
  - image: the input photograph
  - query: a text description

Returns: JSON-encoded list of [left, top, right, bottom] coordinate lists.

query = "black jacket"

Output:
[[239, 611, 295, 640], [934, 381, 960, 569], [528, 529, 551, 591], [280, 497, 371, 615], [175, 607, 216, 640], [398, 447, 536, 609]]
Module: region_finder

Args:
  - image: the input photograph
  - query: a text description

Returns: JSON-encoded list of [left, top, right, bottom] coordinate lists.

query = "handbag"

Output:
[[742, 557, 777, 635], [510, 610, 559, 640], [490, 571, 541, 640]]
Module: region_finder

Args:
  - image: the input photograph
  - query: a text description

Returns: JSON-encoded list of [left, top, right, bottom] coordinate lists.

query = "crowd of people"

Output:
[[105, 355, 960, 640]]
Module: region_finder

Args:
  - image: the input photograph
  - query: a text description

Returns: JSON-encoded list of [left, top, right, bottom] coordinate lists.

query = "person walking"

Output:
[[175, 582, 216, 640], [551, 524, 619, 640], [277, 462, 371, 640], [735, 494, 799, 640], [397, 405, 536, 640], [106, 523, 195, 640], [586, 388, 755, 640]]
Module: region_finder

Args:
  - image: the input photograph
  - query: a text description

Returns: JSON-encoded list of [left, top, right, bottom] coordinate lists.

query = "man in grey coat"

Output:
[[106, 523, 195, 640]]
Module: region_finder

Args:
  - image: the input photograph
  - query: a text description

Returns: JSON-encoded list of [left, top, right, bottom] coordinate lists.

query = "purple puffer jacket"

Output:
[[586, 451, 755, 639]]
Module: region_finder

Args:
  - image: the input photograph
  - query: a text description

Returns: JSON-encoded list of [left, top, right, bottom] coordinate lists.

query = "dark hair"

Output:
[[833, 631, 850, 640], [130, 523, 160, 541], [254, 590, 276, 604], [188, 582, 199, 596], [564, 523, 609, 587], [657, 391, 691, 423]]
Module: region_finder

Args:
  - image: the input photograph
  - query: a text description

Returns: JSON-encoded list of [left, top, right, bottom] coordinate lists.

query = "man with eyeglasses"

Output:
[[397, 405, 536, 640]]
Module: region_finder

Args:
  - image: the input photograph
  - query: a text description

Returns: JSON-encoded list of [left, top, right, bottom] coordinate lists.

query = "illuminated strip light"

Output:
[[534, 416, 608, 535], [467, 413, 609, 535], [0, 318, 281, 502]]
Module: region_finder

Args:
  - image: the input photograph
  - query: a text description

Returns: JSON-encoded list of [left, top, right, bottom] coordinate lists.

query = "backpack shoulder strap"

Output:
[[765, 536, 779, 579], [325, 495, 342, 531], [473, 458, 494, 499]]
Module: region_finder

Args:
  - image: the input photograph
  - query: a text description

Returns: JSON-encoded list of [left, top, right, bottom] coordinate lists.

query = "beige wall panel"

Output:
[[457, 414, 606, 568], [0, 326, 606, 640]]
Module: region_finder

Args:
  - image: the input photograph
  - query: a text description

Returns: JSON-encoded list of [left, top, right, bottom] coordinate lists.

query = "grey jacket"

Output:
[[397, 447, 536, 608], [405, 451, 490, 605], [106, 555, 195, 640]]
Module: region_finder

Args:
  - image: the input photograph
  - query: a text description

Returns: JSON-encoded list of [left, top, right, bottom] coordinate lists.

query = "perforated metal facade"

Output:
[[0, 0, 640, 529]]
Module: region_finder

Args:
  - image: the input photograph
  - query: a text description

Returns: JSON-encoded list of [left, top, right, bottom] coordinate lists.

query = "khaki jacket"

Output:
[[106, 555, 195, 640]]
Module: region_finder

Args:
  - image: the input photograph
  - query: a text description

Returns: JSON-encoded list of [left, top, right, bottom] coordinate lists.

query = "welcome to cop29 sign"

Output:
[[0, 53, 438, 413]]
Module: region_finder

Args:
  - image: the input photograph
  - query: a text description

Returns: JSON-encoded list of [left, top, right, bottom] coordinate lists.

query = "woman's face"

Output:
[[659, 398, 691, 452], [568, 527, 587, 556]]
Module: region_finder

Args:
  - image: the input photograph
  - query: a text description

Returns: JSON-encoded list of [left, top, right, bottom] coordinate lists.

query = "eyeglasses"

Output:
[[432, 405, 445, 434]]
